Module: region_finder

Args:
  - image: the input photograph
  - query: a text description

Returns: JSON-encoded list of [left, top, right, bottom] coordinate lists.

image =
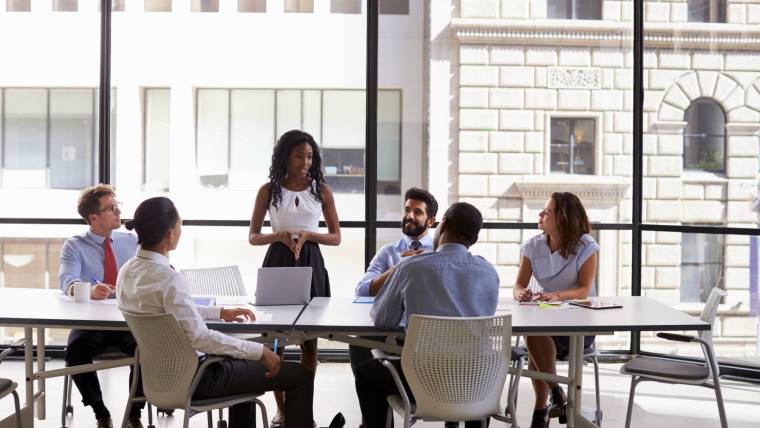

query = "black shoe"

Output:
[[530, 408, 550, 428], [270, 418, 284, 428], [96, 416, 113, 428], [548, 386, 567, 424]]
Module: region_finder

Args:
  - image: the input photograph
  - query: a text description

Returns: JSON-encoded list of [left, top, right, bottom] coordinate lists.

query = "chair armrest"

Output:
[[371, 348, 400, 361], [378, 358, 412, 419], [0, 339, 27, 364], [656, 332, 697, 343]]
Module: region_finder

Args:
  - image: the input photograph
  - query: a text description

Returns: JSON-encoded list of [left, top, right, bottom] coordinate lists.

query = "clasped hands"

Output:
[[276, 230, 310, 260], [515, 288, 562, 303]]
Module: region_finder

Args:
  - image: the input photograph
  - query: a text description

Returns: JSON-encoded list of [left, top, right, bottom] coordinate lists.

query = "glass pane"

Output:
[[378, 4, 424, 220], [49, 89, 95, 190], [52, 0, 77, 12], [112, 1, 365, 221], [229, 89, 275, 189], [572, 118, 595, 175], [144, 88, 171, 191], [145, 0, 171, 12], [284, 0, 313, 13], [197, 89, 230, 187], [6, 0, 31, 11], [0, 224, 92, 346], [644, 1, 758, 227], [191, 0, 218, 12], [331, 0, 361, 14], [547, 0, 571, 19], [643, 232, 758, 363], [379, 0, 408, 15], [4, 89, 47, 173], [238, 0, 266, 13], [551, 119, 571, 174]]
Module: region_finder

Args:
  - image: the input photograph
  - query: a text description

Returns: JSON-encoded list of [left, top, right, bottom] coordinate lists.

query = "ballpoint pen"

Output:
[[89, 276, 99, 284], [273, 338, 279, 354]]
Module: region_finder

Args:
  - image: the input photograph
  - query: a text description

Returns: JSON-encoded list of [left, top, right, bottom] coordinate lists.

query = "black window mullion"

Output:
[[631, 0, 644, 355], [364, 0, 378, 269], [98, 0, 112, 184]]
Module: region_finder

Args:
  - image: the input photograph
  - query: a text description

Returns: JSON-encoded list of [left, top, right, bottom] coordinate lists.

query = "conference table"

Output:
[[0, 289, 709, 428]]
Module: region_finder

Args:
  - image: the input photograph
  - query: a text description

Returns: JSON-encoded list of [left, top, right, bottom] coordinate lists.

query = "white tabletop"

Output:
[[0, 288, 304, 332], [296, 296, 709, 335]]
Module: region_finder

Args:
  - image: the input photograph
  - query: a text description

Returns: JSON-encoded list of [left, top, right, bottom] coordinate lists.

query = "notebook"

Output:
[[568, 299, 622, 310]]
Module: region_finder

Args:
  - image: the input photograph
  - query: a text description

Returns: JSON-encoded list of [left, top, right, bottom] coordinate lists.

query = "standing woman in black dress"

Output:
[[248, 129, 341, 427]]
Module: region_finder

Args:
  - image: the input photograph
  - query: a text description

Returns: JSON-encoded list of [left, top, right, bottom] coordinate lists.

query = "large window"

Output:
[[144, 88, 171, 191], [681, 232, 725, 303], [688, 0, 726, 23], [547, 0, 602, 20], [683, 98, 726, 173], [2, 88, 98, 190], [194, 88, 401, 195]]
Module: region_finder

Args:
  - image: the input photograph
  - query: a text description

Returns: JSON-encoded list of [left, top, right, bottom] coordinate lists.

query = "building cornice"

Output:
[[451, 19, 760, 50], [514, 176, 630, 201]]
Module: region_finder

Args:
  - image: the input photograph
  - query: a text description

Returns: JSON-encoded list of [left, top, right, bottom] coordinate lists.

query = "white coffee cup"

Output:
[[72, 281, 91, 303]]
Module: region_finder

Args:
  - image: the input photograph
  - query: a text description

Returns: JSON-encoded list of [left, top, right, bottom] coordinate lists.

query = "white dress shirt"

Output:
[[116, 248, 263, 360]]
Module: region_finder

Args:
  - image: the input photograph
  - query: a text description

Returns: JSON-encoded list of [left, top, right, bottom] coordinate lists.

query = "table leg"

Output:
[[36, 327, 46, 419], [24, 327, 35, 426], [569, 335, 599, 428]]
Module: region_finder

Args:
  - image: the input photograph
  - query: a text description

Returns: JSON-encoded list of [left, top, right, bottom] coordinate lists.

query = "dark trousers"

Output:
[[65, 329, 145, 417], [355, 357, 489, 428], [193, 359, 314, 428]]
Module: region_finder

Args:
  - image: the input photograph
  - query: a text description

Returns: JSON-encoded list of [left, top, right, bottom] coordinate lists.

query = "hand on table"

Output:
[[534, 291, 561, 302], [220, 307, 255, 322], [514, 288, 534, 302], [91, 282, 115, 300]]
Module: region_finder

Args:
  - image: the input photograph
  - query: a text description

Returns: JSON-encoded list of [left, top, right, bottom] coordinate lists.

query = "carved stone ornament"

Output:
[[548, 67, 602, 89]]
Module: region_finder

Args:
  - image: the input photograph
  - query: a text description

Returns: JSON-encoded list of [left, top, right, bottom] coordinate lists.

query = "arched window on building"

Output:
[[683, 98, 726, 173], [547, 0, 601, 20], [688, 0, 726, 23]]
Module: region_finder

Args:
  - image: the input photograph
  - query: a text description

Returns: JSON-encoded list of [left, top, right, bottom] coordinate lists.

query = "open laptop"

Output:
[[254, 267, 312, 305]]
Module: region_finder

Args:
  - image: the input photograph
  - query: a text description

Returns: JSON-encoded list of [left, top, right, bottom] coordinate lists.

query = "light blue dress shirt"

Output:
[[521, 233, 599, 295], [371, 243, 500, 329], [59, 229, 138, 294], [355, 234, 434, 297]]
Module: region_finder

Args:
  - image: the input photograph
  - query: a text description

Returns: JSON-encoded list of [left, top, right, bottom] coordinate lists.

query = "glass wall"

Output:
[[0, 0, 758, 364]]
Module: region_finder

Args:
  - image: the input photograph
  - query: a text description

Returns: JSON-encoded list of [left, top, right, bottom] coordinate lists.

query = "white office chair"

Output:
[[0, 339, 24, 428], [121, 311, 268, 428], [620, 287, 728, 428], [377, 314, 514, 428], [180, 266, 247, 297]]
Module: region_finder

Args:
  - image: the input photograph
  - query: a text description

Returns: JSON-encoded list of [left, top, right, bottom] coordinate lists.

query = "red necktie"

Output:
[[104, 238, 117, 286]]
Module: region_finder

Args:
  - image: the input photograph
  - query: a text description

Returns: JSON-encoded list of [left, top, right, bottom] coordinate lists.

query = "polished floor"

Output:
[[1, 358, 759, 427]]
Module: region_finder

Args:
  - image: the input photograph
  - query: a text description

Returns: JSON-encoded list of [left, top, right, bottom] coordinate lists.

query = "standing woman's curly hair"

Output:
[[268, 130, 325, 209], [551, 192, 592, 258]]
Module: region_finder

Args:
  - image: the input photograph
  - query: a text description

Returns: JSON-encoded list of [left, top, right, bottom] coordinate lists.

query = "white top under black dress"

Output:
[[262, 183, 330, 298]]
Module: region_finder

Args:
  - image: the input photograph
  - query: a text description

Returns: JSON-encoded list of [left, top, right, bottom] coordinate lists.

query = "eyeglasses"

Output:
[[97, 201, 122, 214], [538, 208, 553, 217]]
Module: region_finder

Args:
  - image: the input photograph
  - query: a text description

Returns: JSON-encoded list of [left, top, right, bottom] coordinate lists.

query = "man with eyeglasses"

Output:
[[59, 184, 144, 428]]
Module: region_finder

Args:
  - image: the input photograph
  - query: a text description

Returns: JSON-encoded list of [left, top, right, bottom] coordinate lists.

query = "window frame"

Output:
[[546, 113, 601, 176]]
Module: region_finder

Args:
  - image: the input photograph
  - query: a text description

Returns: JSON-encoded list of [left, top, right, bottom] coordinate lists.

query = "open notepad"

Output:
[[568, 299, 623, 310]]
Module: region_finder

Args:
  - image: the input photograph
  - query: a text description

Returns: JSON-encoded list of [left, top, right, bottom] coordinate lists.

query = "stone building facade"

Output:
[[449, 0, 760, 356]]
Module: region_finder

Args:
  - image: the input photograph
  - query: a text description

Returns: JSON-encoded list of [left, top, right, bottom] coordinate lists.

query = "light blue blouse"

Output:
[[520, 233, 599, 295]]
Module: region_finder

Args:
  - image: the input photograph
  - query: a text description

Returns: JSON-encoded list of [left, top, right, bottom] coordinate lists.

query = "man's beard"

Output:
[[401, 219, 428, 237]]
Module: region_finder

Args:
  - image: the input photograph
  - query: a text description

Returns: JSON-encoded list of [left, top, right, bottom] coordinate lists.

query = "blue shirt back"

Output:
[[59, 229, 138, 293], [371, 243, 500, 329]]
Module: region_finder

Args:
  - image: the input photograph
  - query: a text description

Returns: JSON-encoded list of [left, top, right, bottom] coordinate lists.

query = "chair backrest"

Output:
[[699, 287, 727, 343], [180, 265, 247, 296], [401, 314, 511, 421], [121, 311, 199, 409]]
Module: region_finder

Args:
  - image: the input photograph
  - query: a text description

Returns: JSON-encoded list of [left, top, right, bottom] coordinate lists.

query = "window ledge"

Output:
[[682, 171, 728, 184], [514, 175, 629, 201]]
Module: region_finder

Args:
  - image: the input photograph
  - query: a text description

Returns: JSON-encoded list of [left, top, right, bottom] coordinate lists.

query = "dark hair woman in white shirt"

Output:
[[248, 129, 341, 427], [118, 196, 314, 428]]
